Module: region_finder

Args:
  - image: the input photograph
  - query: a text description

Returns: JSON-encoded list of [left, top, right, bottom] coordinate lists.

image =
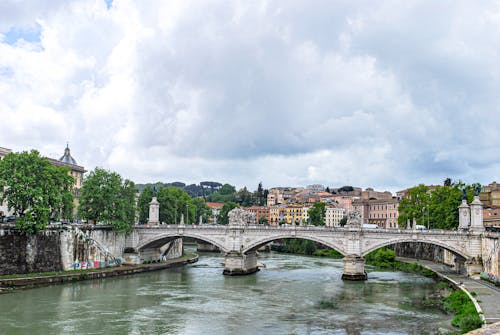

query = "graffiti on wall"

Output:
[[73, 258, 122, 270], [481, 271, 499, 284]]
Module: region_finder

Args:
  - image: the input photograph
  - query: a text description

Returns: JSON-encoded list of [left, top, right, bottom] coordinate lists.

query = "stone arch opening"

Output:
[[242, 235, 347, 256], [137, 233, 227, 255], [362, 239, 470, 261]]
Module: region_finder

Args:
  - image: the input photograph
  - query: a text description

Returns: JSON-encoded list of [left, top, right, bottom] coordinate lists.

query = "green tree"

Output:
[[207, 183, 237, 203], [0, 150, 74, 234], [78, 168, 136, 233], [157, 187, 196, 224], [217, 202, 238, 225], [236, 186, 255, 206], [137, 187, 153, 224], [258, 216, 268, 225], [397, 184, 430, 228], [308, 202, 326, 226], [339, 216, 348, 227], [193, 197, 211, 223]]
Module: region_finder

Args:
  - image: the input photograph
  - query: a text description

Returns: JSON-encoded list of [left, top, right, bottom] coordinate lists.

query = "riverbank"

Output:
[[367, 249, 483, 333], [0, 253, 198, 292]]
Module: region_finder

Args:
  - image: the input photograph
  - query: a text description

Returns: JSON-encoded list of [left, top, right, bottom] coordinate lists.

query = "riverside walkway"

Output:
[[398, 258, 500, 325]]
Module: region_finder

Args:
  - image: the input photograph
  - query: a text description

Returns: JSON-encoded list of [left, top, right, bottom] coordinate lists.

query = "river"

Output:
[[0, 248, 454, 335]]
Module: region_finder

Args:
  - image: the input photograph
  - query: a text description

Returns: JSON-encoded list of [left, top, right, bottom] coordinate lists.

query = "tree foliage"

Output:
[[308, 202, 326, 226], [157, 187, 195, 224], [78, 168, 136, 233], [137, 187, 153, 224], [217, 202, 238, 225], [0, 150, 74, 234], [397, 182, 479, 229]]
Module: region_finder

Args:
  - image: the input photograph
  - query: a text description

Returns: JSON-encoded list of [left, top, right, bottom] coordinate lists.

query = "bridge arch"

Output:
[[361, 238, 471, 260], [136, 232, 228, 253], [242, 234, 347, 256]]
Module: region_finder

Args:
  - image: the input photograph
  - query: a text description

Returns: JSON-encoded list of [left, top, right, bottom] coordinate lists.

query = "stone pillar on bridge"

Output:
[[469, 196, 484, 233], [342, 255, 367, 280], [223, 251, 259, 275], [458, 199, 470, 231], [342, 212, 368, 280], [148, 197, 160, 225], [223, 208, 259, 276]]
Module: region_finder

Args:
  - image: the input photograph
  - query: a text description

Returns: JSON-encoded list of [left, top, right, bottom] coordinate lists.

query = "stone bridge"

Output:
[[124, 224, 497, 280], [119, 196, 499, 280]]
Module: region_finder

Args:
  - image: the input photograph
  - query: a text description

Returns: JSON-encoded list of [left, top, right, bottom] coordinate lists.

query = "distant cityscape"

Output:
[[1, 144, 499, 228]]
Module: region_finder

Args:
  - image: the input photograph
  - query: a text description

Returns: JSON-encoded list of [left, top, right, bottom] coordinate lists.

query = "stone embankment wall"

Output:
[[0, 228, 63, 275], [0, 225, 125, 275]]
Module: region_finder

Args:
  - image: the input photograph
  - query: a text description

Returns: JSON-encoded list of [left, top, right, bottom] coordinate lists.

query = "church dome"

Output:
[[59, 144, 78, 165]]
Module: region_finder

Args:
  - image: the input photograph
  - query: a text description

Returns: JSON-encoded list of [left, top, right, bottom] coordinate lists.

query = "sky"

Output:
[[0, 1, 499, 192]]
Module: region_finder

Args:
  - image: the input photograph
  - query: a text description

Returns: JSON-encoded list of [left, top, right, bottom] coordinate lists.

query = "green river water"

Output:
[[0, 249, 454, 335]]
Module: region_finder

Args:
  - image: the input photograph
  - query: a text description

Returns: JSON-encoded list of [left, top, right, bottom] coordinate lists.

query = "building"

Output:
[[361, 188, 392, 200], [46, 145, 86, 211], [353, 198, 399, 228], [268, 205, 283, 225], [206, 202, 224, 224], [333, 195, 357, 212], [480, 182, 500, 207], [245, 206, 270, 225], [284, 204, 308, 225], [325, 207, 346, 227], [0, 147, 13, 217], [483, 207, 500, 227]]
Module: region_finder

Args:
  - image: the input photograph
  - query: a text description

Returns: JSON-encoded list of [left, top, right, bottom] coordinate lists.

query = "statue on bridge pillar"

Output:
[[345, 211, 362, 228]]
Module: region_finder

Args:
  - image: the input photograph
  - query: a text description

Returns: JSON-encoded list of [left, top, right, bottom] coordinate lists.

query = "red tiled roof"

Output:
[[206, 202, 224, 209]]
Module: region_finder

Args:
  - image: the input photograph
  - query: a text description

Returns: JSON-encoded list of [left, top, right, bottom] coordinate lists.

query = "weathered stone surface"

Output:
[[0, 228, 63, 275]]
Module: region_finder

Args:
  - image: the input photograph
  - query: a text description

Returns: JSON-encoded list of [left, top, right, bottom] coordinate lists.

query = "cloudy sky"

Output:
[[1, 1, 499, 192]]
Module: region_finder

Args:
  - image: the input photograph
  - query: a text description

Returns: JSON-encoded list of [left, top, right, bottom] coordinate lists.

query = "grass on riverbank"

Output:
[[365, 248, 482, 334]]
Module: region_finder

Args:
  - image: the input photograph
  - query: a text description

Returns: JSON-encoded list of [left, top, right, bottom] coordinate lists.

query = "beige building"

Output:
[[325, 207, 346, 227], [480, 182, 500, 207], [483, 207, 500, 227], [245, 206, 270, 224], [269, 205, 283, 225], [46, 145, 86, 211], [353, 198, 399, 228]]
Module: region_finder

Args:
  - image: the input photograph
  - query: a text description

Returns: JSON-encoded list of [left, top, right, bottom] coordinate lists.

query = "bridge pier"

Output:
[[223, 251, 259, 276], [341, 255, 367, 281], [465, 258, 483, 277]]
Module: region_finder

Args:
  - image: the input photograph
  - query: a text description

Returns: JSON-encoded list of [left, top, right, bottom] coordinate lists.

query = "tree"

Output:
[[339, 216, 348, 227], [308, 202, 326, 226], [193, 197, 211, 223], [157, 187, 195, 224], [207, 183, 237, 203], [444, 178, 452, 187], [0, 150, 74, 234], [398, 182, 479, 230], [397, 184, 430, 228], [217, 202, 238, 225], [137, 187, 153, 224], [78, 168, 136, 233], [325, 186, 331, 193], [236, 186, 255, 207], [258, 216, 268, 225]]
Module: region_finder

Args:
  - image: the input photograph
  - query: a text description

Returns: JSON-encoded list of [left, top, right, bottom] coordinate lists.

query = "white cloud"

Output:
[[0, 0, 499, 192]]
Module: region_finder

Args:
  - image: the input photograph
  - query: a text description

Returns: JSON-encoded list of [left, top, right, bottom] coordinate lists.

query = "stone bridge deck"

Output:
[[125, 224, 496, 279]]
